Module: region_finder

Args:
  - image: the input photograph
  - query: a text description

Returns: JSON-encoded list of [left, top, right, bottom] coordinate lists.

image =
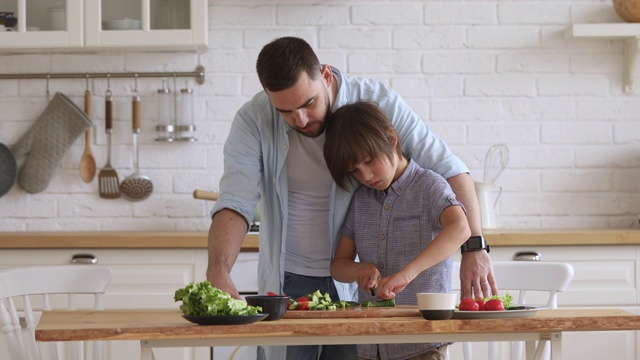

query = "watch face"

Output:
[[468, 236, 483, 249]]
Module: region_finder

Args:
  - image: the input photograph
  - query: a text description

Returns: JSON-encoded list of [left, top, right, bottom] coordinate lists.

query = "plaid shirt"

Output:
[[340, 160, 463, 360]]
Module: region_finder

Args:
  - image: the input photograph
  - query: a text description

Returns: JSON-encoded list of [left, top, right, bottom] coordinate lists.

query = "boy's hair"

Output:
[[324, 101, 403, 190], [256, 37, 322, 92]]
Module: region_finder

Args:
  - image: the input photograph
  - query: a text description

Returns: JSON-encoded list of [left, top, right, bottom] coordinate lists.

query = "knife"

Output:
[[370, 287, 376, 297]]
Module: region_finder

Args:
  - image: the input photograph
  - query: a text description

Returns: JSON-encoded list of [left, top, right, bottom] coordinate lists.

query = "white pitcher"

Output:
[[474, 181, 503, 229]]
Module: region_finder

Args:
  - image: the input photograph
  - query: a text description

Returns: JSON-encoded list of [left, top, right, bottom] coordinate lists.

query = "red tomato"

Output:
[[296, 301, 309, 310], [484, 299, 505, 311], [296, 295, 310, 302], [458, 298, 479, 311], [267, 291, 278, 296], [475, 298, 486, 311]]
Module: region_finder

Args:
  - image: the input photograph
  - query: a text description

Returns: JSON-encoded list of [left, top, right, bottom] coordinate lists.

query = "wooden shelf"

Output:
[[566, 23, 640, 93]]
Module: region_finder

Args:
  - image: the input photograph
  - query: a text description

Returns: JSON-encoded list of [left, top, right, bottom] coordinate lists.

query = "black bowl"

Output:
[[245, 295, 290, 321], [419, 309, 454, 320], [0, 12, 17, 28]]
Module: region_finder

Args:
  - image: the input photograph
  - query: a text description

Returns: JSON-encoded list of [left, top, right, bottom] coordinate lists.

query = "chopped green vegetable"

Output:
[[360, 300, 373, 307], [174, 281, 262, 316], [375, 299, 396, 307]]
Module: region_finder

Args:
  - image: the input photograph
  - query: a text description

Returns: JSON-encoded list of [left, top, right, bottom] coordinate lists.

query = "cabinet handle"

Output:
[[513, 251, 541, 261], [70, 254, 98, 264]]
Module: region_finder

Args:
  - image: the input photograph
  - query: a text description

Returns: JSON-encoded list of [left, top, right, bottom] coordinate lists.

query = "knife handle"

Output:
[[105, 96, 113, 132], [84, 90, 91, 118], [132, 95, 141, 132], [193, 190, 219, 201]]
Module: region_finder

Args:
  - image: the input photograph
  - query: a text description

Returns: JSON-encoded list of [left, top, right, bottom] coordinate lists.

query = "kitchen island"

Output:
[[35, 308, 640, 360]]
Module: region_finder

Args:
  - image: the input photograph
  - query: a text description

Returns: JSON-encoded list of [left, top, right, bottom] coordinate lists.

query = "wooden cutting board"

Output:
[[283, 305, 421, 319]]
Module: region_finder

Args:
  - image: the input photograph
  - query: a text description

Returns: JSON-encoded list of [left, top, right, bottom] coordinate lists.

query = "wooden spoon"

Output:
[[79, 89, 97, 182]]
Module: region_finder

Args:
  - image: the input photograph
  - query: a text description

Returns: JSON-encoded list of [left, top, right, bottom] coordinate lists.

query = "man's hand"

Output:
[[206, 208, 250, 300], [207, 270, 241, 299], [459, 250, 497, 299]]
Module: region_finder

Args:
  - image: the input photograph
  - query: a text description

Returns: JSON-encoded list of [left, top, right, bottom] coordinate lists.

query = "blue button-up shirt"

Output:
[[212, 67, 469, 301]]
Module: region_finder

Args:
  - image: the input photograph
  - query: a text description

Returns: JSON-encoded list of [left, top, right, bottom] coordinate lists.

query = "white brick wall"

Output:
[[0, 0, 639, 232]]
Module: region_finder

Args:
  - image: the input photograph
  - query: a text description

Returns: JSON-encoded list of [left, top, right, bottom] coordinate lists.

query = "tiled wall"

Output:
[[0, 1, 639, 232]]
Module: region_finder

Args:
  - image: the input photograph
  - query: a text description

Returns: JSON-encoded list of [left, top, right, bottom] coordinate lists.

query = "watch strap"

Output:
[[460, 236, 490, 255]]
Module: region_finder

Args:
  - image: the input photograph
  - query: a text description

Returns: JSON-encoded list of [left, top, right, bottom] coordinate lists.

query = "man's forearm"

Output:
[[206, 208, 249, 281], [446, 173, 482, 236]]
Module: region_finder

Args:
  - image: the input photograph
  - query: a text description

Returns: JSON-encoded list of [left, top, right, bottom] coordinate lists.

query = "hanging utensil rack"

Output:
[[0, 65, 205, 84]]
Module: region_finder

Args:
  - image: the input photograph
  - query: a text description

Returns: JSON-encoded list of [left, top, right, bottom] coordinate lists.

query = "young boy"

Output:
[[324, 101, 471, 360]]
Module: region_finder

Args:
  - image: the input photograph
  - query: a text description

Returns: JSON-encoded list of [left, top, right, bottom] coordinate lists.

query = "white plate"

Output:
[[452, 306, 546, 319]]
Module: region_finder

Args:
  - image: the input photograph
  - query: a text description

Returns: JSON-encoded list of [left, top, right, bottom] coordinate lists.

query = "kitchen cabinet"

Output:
[[0, 0, 207, 50], [448, 245, 639, 360], [0, 249, 260, 360]]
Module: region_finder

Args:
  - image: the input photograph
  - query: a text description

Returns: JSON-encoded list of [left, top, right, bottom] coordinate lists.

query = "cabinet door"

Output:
[[0, 0, 83, 48], [84, 0, 208, 49]]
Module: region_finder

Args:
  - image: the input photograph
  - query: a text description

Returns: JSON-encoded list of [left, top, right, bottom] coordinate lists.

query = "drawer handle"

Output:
[[70, 254, 98, 264], [513, 251, 541, 261]]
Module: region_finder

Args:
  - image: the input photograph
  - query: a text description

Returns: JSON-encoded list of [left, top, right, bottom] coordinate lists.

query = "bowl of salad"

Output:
[[174, 281, 267, 325]]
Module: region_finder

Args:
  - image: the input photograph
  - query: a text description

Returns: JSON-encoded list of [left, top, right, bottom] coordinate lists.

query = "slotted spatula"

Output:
[[98, 87, 121, 199]]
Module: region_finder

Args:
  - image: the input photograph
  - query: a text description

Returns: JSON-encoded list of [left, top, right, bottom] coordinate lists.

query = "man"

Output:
[[207, 36, 496, 360]]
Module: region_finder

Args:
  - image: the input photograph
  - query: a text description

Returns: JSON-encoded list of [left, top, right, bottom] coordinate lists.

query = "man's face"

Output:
[[266, 66, 332, 138]]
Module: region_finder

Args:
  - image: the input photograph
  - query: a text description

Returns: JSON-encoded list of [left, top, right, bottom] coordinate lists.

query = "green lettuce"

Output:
[[174, 281, 262, 316]]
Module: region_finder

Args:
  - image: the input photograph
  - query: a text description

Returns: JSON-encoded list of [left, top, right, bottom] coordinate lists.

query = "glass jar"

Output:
[[155, 81, 174, 141], [155, 0, 190, 30], [175, 85, 196, 141], [48, 2, 66, 31]]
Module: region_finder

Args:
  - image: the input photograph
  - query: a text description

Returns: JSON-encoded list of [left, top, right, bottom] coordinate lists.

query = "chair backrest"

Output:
[[0, 265, 112, 360], [452, 261, 574, 307], [451, 261, 574, 360]]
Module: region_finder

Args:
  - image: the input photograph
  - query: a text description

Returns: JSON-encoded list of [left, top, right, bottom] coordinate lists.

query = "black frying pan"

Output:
[[0, 142, 17, 197]]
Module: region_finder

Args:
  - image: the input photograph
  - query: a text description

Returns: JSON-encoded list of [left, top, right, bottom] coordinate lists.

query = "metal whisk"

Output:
[[483, 144, 509, 184]]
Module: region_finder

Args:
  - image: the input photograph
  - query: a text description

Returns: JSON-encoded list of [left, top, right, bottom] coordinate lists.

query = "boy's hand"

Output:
[[354, 263, 381, 294], [377, 271, 414, 299]]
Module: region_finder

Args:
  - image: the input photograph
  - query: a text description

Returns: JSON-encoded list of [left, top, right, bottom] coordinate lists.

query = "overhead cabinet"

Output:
[[0, 0, 208, 50]]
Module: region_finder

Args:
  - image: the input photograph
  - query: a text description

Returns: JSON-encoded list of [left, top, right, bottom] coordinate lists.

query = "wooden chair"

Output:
[[451, 261, 574, 360], [0, 265, 112, 360]]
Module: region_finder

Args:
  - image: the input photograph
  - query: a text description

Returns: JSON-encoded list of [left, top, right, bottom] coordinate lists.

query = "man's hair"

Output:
[[324, 101, 403, 190], [256, 37, 322, 92]]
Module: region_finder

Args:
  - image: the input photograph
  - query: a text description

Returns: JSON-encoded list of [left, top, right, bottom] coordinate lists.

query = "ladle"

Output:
[[79, 78, 96, 182], [121, 77, 153, 201]]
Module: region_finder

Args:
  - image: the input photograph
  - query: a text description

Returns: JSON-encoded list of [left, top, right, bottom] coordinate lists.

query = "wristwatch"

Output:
[[460, 235, 490, 255]]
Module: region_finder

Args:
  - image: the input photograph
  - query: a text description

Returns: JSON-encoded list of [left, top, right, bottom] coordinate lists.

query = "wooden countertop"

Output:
[[0, 232, 259, 250], [35, 308, 640, 343], [1, 229, 639, 250]]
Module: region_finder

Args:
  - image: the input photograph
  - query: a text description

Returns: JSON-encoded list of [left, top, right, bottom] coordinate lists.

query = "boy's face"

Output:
[[348, 155, 399, 191], [267, 65, 332, 138]]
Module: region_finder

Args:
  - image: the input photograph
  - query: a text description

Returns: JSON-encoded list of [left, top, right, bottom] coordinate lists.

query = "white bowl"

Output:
[[103, 18, 141, 30]]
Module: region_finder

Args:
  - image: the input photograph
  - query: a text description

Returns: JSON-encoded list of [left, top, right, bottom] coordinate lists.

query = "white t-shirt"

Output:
[[284, 131, 333, 277]]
